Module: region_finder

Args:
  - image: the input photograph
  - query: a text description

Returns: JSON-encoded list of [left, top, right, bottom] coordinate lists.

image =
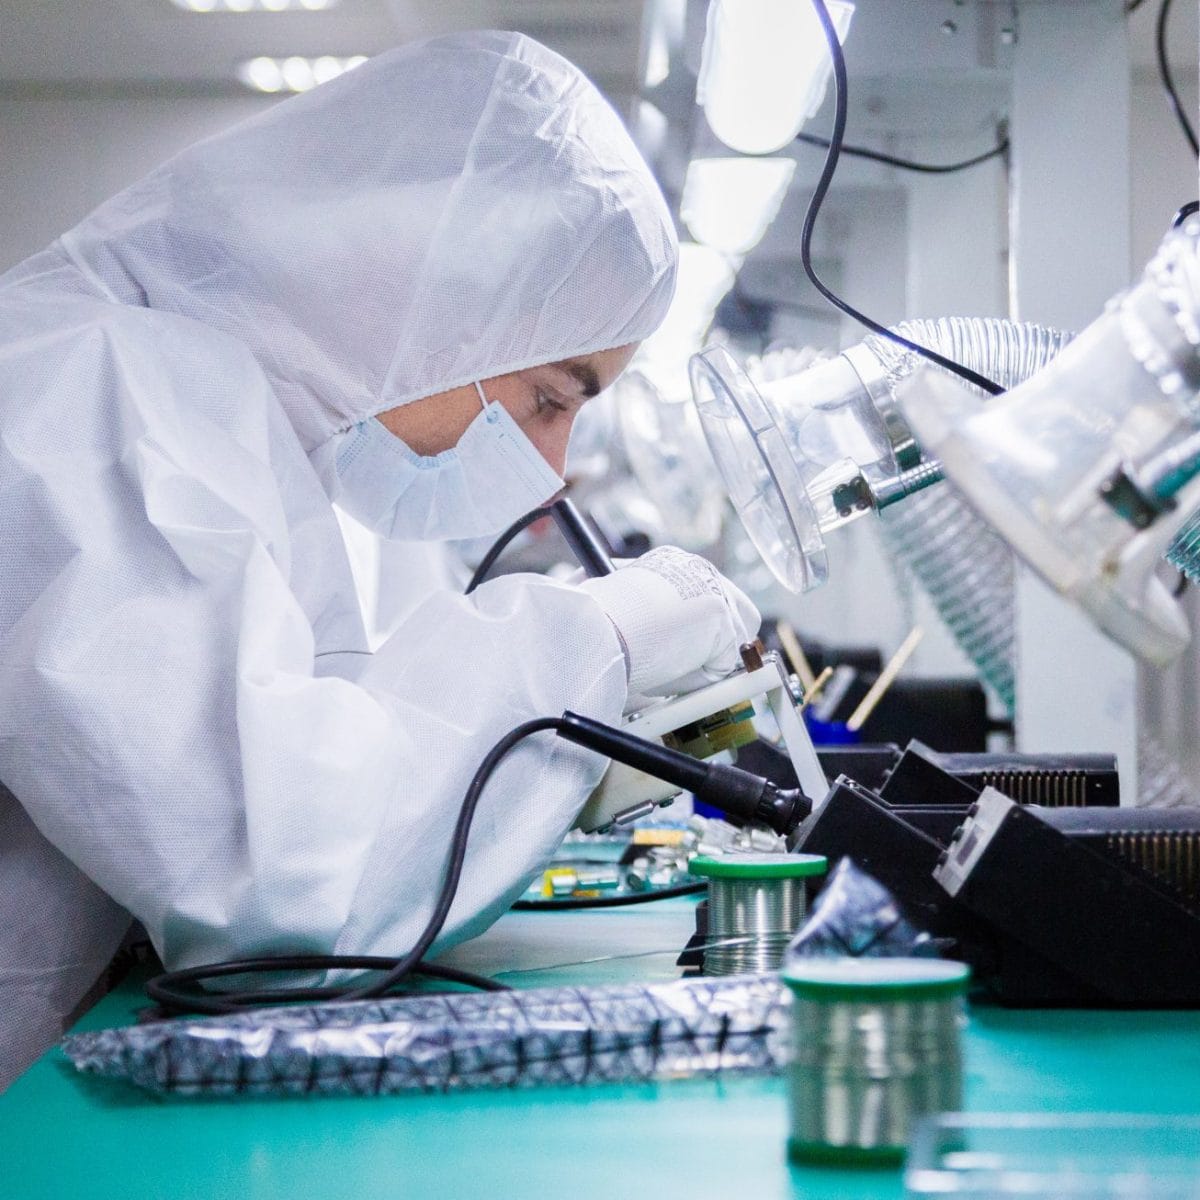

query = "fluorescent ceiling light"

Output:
[[171, 0, 338, 12], [698, 0, 854, 155], [641, 0, 684, 89], [681, 157, 796, 257], [639, 242, 739, 390], [643, 32, 670, 90], [238, 55, 367, 92]]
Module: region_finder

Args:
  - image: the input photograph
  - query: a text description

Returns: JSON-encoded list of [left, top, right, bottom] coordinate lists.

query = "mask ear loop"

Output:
[[475, 380, 499, 423]]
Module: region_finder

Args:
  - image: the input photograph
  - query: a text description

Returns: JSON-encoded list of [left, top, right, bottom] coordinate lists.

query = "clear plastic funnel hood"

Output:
[[690, 346, 825, 592], [689, 342, 918, 592], [689, 320, 1070, 711]]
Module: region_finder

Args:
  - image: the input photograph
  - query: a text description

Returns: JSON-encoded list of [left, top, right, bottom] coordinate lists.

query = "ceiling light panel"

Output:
[[238, 55, 367, 92], [170, 0, 339, 13]]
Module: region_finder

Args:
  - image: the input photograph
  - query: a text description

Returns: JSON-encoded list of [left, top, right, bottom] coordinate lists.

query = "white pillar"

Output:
[[905, 136, 1007, 321], [1008, 0, 1139, 802], [1009, 1, 1132, 329], [903, 134, 1009, 680]]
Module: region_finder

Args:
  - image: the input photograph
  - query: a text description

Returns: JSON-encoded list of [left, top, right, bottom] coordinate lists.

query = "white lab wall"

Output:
[[903, 135, 1008, 321], [0, 92, 274, 273], [1130, 71, 1199, 272]]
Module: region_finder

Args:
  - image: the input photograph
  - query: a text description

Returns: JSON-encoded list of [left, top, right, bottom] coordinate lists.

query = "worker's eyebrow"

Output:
[[558, 359, 601, 399]]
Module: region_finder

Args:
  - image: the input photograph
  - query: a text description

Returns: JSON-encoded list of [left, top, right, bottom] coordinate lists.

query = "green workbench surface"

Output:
[[4, 898, 1200, 1200]]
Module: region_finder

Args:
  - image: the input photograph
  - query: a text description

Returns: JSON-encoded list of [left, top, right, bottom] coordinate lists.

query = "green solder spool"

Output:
[[782, 957, 970, 1166], [688, 853, 828, 975]]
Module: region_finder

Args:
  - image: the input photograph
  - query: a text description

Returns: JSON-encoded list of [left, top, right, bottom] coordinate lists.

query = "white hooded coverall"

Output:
[[0, 30, 677, 1087]]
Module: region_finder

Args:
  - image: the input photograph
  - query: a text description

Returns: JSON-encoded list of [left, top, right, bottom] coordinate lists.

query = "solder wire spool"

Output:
[[781, 957, 971, 1166], [688, 853, 827, 975]]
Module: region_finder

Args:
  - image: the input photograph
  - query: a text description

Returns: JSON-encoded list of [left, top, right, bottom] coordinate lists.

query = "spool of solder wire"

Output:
[[782, 957, 970, 1166], [689, 853, 827, 975]]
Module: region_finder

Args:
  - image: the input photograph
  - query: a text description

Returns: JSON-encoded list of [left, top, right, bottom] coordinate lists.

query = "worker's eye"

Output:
[[535, 390, 570, 417]]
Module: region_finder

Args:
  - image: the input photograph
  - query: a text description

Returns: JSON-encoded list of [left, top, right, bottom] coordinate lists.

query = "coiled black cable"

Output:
[[146, 958, 509, 1013], [147, 718, 567, 1014], [147, 709, 715, 1012]]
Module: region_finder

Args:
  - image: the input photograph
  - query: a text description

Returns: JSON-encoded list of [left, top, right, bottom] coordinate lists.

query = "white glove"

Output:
[[579, 546, 761, 696]]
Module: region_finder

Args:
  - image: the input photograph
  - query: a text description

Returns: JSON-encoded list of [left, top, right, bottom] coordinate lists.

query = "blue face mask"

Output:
[[332, 382, 565, 541]]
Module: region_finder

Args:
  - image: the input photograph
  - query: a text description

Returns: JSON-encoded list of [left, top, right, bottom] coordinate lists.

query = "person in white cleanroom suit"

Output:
[[0, 30, 760, 1087]]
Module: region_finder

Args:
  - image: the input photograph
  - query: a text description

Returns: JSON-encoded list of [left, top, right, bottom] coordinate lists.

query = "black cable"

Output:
[[1173, 200, 1200, 229], [1126, 0, 1150, 11], [796, 130, 1009, 175], [1156, 0, 1199, 158], [147, 717, 564, 1015], [512, 882, 707, 911], [464, 505, 554, 595], [146, 959, 508, 1013], [147, 710, 806, 1013], [800, 0, 1004, 397]]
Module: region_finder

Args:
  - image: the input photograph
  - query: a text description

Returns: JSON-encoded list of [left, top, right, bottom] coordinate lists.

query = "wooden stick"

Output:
[[799, 665, 835, 711], [775, 620, 816, 691], [846, 627, 925, 733]]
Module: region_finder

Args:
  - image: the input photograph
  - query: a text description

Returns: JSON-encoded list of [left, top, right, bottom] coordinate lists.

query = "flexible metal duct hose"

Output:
[[865, 318, 1072, 715]]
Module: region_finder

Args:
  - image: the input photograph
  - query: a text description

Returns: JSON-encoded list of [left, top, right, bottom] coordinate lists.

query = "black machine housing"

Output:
[[786, 745, 1200, 1008]]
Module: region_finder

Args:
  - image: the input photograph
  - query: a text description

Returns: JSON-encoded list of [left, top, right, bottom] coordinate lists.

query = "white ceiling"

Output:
[[1, 2, 1192, 354], [1, 1, 1191, 100], [0, 0, 647, 101]]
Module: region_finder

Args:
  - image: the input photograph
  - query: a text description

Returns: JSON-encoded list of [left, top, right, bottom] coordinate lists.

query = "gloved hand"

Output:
[[578, 546, 761, 696]]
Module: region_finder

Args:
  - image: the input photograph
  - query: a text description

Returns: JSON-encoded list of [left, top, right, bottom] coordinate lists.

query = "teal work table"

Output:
[[4, 898, 1200, 1200]]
